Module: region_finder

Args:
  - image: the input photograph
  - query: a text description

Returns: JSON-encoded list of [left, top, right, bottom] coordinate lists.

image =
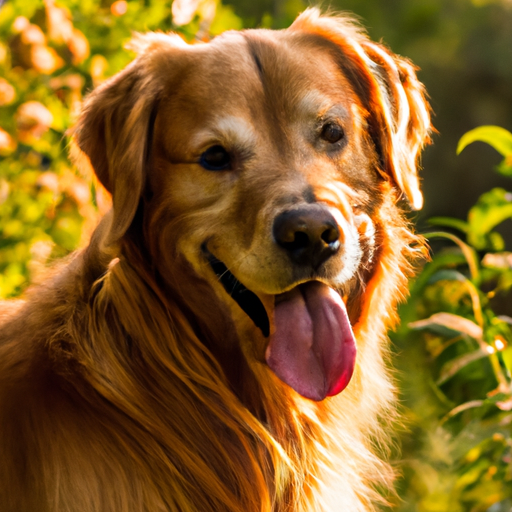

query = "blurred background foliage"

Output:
[[393, 127, 512, 511], [1, 0, 512, 510]]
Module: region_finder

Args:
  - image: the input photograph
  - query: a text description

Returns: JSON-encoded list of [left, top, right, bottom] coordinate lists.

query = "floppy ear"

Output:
[[358, 41, 431, 210], [72, 33, 183, 243], [290, 9, 431, 210]]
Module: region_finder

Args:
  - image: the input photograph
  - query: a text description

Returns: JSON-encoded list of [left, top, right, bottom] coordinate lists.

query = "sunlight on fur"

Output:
[[0, 8, 431, 512]]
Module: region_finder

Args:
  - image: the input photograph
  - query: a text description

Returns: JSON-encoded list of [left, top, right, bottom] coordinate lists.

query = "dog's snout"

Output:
[[273, 205, 341, 268]]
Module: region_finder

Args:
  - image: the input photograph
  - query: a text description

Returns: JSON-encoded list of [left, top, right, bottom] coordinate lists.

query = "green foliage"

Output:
[[457, 126, 512, 164], [394, 128, 512, 512]]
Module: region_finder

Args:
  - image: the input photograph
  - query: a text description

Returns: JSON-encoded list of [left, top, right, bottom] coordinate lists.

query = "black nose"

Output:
[[273, 205, 341, 268]]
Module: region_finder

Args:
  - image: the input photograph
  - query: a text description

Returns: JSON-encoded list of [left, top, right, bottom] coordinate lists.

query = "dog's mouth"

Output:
[[204, 248, 270, 337], [204, 246, 357, 401]]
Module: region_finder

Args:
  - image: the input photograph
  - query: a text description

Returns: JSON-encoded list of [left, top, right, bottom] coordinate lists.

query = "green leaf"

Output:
[[457, 125, 512, 157], [210, 4, 244, 35], [437, 349, 489, 385], [495, 159, 512, 177], [426, 231, 480, 281], [502, 347, 512, 374], [422, 270, 486, 324], [487, 231, 506, 251], [451, 417, 512, 460], [442, 400, 485, 423], [48, 215, 83, 252], [467, 188, 512, 249], [409, 250, 469, 298], [409, 312, 483, 340], [428, 217, 469, 233], [427, 269, 469, 284], [442, 393, 509, 423]]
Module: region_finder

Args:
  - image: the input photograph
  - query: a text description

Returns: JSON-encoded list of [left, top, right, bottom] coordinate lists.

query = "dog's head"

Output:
[[74, 9, 430, 402]]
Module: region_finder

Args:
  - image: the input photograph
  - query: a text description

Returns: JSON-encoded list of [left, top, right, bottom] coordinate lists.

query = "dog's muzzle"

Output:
[[203, 205, 357, 401]]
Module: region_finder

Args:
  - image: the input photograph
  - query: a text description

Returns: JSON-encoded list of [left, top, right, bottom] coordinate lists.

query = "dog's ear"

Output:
[[72, 33, 184, 243], [358, 41, 431, 210], [290, 9, 431, 210]]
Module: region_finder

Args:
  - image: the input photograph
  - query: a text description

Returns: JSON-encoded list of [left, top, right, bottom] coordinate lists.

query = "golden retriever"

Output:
[[0, 9, 431, 512]]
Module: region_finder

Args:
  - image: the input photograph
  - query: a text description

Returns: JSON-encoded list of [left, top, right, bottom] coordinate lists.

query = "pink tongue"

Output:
[[265, 282, 356, 401]]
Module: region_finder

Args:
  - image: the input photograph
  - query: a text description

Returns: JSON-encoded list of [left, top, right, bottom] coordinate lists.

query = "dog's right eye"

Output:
[[320, 122, 344, 144], [200, 146, 232, 171]]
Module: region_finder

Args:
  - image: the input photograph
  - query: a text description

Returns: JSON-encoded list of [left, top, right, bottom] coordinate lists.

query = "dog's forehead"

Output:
[[153, 29, 361, 159], [162, 29, 356, 115]]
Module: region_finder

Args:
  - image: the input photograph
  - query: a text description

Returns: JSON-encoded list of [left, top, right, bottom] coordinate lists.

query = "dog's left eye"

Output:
[[320, 123, 344, 144], [200, 145, 232, 171]]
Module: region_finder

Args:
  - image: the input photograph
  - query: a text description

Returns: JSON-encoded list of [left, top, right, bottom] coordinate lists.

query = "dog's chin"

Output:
[[203, 246, 357, 402]]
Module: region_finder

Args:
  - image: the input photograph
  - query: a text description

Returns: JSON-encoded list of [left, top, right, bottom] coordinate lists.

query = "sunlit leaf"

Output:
[[426, 231, 479, 281], [437, 349, 489, 385], [442, 400, 484, 423], [210, 4, 243, 35], [502, 347, 512, 374], [427, 334, 464, 358], [427, 269, 469, 284], [487, 231, 506, 251], [496, 396, 512, 411], [409, 250, 469, 299], [428, 216, 469, 233], [482, 253, 512, 270], [496, 315, 512, 325], [496, 159, 512, 177], [423, 268, 485, 329], [48, 215, 83, 251], [467, 188, 512, 250], [457, 125, 512, 158], [409, 312, 483, 339]]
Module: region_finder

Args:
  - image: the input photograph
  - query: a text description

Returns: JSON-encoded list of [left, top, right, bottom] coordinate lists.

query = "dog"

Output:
[[0, 9, 431, 512]]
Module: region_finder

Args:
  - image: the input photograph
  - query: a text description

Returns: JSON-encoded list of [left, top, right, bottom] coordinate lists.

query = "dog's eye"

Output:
[[320, 123, 344, 144], [200, 145, 231, 171]]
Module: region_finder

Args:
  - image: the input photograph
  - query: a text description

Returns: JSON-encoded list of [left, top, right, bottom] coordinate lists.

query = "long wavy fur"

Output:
[[0, 8, 430, 512], [47, 198, 420, 511]]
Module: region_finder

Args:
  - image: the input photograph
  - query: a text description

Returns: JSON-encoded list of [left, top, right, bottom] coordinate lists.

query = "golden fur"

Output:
[[0, 10, 431, 511]]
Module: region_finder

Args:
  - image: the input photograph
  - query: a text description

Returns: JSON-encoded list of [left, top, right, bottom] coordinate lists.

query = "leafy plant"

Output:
[[394, 126, 512, 512]]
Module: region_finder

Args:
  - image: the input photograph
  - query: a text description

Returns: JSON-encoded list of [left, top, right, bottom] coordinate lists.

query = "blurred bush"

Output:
[[393, 127, 512, 511]]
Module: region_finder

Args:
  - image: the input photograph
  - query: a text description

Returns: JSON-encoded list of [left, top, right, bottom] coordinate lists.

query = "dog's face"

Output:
[[151, 31, 378, 290], [74, 11, 430, 402]]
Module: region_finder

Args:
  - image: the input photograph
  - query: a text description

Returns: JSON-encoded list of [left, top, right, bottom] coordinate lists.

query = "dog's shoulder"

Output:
[[0, 299, 54, 391], [0, 275, 79, 430], [0, 273, 130, 512], [0, 258, 87, 430]]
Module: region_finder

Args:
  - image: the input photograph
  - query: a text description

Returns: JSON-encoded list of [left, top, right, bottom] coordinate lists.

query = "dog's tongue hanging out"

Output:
[[265, 282, 357, 401]]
